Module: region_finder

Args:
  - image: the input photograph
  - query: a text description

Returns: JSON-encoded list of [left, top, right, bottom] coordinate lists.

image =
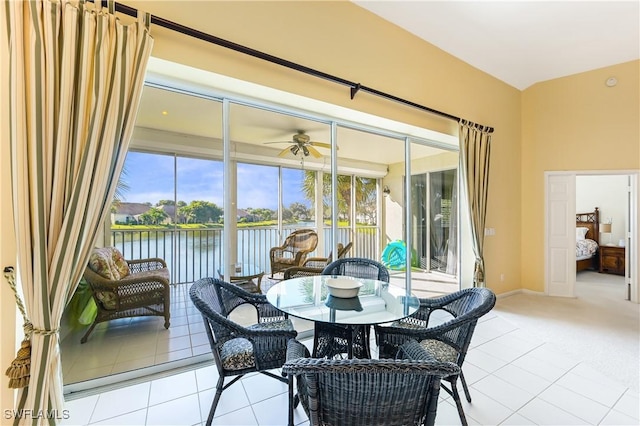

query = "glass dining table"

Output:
[[266, 275, 420, 359]]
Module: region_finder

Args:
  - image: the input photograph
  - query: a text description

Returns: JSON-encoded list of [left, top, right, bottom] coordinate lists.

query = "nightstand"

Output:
[[599, 245, 625, 275]]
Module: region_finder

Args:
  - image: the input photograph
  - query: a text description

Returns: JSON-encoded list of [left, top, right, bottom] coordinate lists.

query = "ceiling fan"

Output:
[[264, 131, 331, 158]]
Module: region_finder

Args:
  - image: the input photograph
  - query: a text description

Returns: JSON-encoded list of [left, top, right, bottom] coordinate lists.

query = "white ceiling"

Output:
[[354, 1, 640, 90]]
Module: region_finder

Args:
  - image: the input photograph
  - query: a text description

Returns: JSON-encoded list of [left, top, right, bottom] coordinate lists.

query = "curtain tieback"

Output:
[[3, 266, 36, 389], [22, 322, 60, 337]]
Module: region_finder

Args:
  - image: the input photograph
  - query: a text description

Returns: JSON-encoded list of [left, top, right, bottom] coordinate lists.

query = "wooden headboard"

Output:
[[576, 207, 600, 244]]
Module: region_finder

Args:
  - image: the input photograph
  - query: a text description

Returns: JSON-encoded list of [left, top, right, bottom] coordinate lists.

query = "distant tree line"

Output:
[[114, 169, 378, 226], [119, 199, 312, 226]]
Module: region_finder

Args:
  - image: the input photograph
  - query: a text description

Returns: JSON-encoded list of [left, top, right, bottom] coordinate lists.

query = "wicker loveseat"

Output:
[[81, 247, 171, 343]]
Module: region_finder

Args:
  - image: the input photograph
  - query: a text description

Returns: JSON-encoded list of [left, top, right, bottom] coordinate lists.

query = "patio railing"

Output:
[[111, 225, 379, 284]]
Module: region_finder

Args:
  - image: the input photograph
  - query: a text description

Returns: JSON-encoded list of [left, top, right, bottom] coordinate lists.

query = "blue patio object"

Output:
[[381, 240, 406, 270]]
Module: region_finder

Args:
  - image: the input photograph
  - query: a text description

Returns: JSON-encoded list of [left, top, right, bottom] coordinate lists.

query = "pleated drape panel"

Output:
[[459, 120, 492, 287], [4, 0, 152, 422]]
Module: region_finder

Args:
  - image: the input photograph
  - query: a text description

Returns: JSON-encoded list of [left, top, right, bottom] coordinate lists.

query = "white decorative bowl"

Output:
[[325, 278, 363, 298]]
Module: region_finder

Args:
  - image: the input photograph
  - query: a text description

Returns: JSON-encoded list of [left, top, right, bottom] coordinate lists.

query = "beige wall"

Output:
[[521, 60, 640, 292]]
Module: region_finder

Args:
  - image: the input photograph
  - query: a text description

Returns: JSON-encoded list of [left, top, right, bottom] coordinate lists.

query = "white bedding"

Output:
[[576, 239, 598, 259]]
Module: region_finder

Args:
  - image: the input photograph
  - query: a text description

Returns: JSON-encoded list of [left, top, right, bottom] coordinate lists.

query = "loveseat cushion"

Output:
[[111, 249, 130, 278], [131, 268, 170, 283], [89, 247, 130, 280], [95, 291, 118, 310]]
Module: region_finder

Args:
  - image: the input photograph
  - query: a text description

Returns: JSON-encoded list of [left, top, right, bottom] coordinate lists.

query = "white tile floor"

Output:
[[61, 306, 640, 426]]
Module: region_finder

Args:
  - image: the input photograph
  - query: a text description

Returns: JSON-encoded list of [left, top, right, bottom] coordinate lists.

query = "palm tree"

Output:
[[302, 171, 377, 224], [111, 166, 130, 214]]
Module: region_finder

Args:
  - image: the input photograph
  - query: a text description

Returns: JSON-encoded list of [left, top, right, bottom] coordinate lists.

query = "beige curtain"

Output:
[[4, 0, 152, 421], [459, 120, 493, 287]]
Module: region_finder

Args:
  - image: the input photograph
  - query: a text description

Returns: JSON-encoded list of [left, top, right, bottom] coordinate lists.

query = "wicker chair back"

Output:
[[284, 339, 460, 426], [321, 257, 390, 282]]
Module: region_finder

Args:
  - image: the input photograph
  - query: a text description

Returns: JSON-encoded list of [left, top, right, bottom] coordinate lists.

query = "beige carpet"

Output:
[[494, 271, 639, 393]]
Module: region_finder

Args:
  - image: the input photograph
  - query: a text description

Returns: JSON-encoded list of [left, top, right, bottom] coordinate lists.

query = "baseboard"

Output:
[[497, 288, 546, 299]]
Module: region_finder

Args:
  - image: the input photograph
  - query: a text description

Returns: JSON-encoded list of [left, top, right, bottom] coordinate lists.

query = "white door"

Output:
[[626, 174, 638, 303], [546, 173, 576, 297]]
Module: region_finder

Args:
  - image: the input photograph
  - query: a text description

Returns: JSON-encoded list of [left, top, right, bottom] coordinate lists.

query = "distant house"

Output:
[[112, 202, 151, 224], [158, 204, 186, 224], [237, 209, 249, 221]]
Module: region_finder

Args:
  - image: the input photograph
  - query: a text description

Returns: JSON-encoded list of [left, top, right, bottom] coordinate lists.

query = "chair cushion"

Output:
[[220, 338, 255, 370], [89, 247, 130, 280], [218, 321, 293, 371], [248, 319, 294, 332], [419, 339, 458, 363], [387, 319, 426, 330], [274, 258, 297, 266]]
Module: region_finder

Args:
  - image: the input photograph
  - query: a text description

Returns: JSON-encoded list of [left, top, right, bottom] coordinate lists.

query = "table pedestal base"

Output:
[[312, 323, 371, 359]]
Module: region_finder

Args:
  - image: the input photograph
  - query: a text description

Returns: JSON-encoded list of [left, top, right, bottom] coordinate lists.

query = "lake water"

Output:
[[111, 226, 375, 283]]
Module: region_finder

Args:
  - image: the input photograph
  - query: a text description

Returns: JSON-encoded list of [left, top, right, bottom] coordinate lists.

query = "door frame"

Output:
[[545, 170, 639, 303]]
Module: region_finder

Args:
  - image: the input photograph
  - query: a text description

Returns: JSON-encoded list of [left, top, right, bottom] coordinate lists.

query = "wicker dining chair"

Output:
[[374, 287, 497, 426], [312, 257, 390, 359], [189, 278, 298, 425], [283, 265, 322, 280], [283, 338, 460, 426], [322, 256, 389, 282]]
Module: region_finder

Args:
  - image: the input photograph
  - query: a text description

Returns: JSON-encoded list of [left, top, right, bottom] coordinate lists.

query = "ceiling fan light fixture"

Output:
[[302, 146, 310, 156], [291, 145, 299, 155]]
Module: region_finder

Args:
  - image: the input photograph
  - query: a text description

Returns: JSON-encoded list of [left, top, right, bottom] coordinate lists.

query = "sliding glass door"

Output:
[[411, 168, 458, 276]]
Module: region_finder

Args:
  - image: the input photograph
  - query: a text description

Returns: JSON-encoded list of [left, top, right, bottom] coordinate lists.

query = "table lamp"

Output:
[[600, 222, 612, 245]]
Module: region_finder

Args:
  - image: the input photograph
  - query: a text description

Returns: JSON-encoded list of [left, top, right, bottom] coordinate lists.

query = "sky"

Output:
[[121, 152, 309, 210]]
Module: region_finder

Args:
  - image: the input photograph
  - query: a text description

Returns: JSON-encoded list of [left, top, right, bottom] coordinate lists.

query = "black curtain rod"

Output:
[[109, 1, 494, 132]]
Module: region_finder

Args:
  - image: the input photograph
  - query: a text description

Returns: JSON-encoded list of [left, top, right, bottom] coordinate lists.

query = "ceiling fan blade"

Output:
[[264, 141, 292, 145], [278, 146, 293, 157], [309, 141, 331, 149], [306, 145, 323, 158]]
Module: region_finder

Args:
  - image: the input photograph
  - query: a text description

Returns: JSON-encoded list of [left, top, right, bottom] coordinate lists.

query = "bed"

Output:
[[576, 207, 600, 271]]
